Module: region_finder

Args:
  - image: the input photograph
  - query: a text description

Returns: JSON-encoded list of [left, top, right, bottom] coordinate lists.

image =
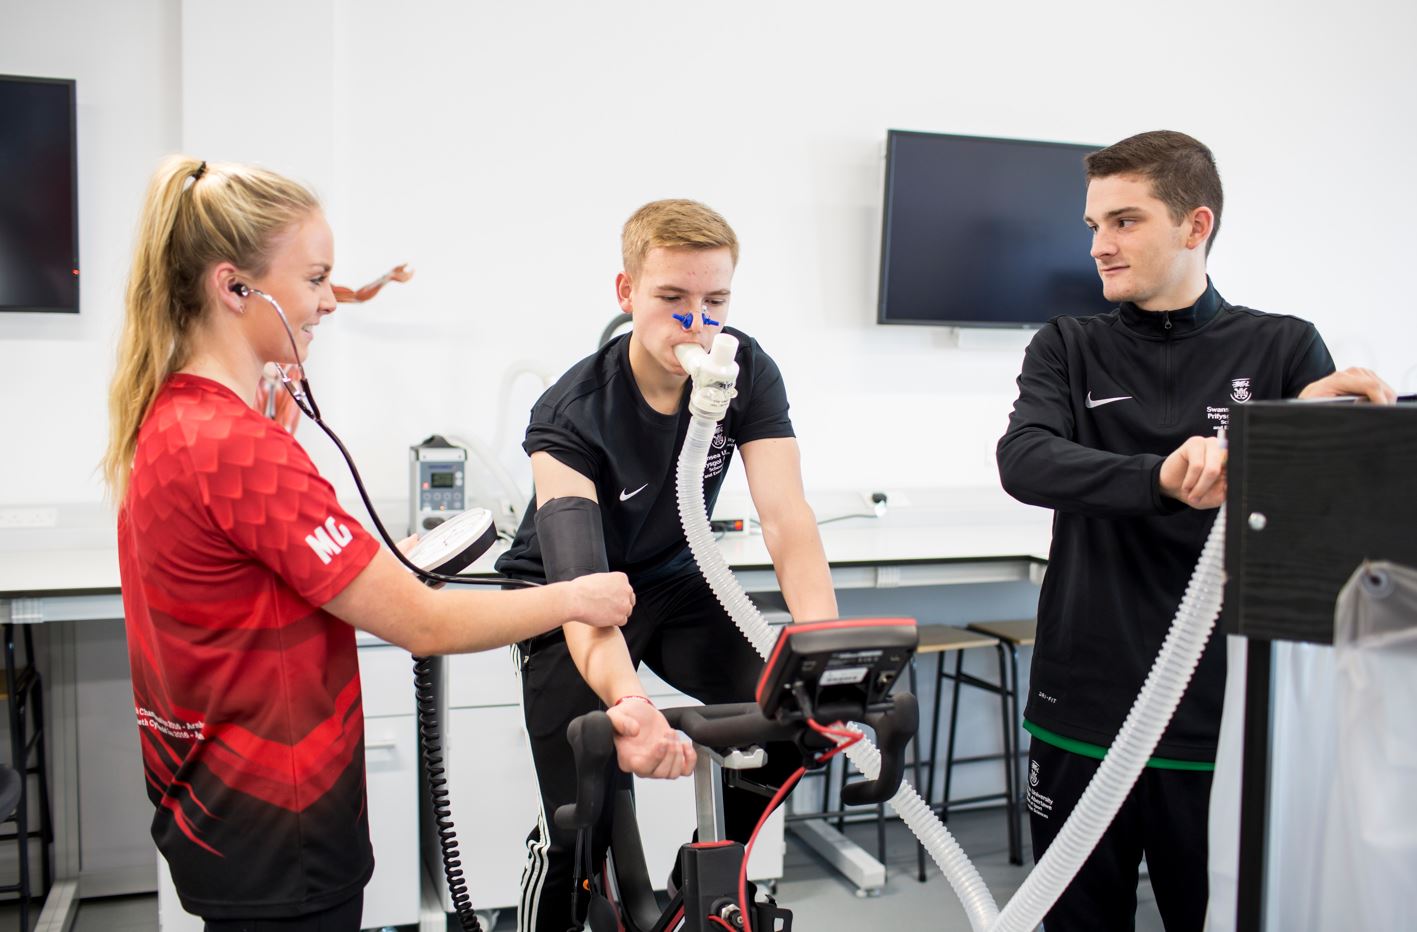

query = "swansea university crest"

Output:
[[1230, 378, 1252, 404]]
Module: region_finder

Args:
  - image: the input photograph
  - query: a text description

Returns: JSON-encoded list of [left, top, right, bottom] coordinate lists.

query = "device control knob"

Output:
[[423, 516, 446, 530]]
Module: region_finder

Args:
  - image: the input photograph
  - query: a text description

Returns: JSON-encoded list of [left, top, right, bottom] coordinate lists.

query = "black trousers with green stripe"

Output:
[[1026, 738, 1213, 932]]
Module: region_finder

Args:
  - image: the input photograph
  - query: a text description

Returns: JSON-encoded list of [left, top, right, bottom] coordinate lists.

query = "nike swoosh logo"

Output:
[[619, 484, 649, 502], [1085, 391, 1133, 409]]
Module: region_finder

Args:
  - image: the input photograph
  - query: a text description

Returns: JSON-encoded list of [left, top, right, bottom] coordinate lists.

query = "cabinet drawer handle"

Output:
[[366, 738, 400, 751]]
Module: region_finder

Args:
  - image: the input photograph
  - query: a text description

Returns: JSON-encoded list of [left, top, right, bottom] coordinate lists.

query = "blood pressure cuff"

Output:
[[535, 496, 609, 582]]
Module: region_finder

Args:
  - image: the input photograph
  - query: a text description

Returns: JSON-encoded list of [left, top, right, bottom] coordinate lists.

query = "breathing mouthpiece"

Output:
[[675, 332, 739, 421]]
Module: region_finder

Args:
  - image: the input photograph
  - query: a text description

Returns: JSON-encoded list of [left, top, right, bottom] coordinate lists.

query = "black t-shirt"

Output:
[[996, 282, 1334, 761], [496, 326, 794, 584]]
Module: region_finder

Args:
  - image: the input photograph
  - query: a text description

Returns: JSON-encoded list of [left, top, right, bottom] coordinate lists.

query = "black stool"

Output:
[[964, 619, 1036, 863], [1, 623, 55, 929]]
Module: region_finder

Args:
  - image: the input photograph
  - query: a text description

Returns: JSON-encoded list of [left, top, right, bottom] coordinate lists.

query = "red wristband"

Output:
[[613, 694, 653, 708]]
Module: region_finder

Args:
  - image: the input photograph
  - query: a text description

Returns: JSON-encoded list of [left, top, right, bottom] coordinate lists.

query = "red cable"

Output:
[[720, 717, 866, 932], [807, 716, 864, 763], [706, 917, 737, 931], [738, 764, 805, 932]]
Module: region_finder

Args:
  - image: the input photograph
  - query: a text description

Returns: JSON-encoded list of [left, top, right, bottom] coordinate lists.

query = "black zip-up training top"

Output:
[[997, 281, 1334, 761]]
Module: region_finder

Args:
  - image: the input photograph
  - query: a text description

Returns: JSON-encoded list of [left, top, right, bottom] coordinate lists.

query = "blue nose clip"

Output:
[[672, 310, 722, 330]]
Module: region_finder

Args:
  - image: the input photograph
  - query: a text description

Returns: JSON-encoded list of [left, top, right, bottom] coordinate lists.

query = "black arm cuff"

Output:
[[534, 496, 609, 582]]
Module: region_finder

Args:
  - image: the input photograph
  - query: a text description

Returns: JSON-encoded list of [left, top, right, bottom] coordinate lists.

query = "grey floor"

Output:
[[775, 809, 1164, 932], [0, 807, 1164, 931]]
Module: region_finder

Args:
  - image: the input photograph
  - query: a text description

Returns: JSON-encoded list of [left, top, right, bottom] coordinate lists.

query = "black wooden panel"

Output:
[[1224, 402, 1417, 644]]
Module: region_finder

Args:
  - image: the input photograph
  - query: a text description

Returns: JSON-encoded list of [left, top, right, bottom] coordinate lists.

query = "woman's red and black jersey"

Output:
[[117, 374, 379, 919]]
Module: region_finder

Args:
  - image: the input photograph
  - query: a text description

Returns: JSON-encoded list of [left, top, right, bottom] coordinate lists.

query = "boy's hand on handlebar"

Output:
[[561, 573, 635, 628], [607, 700, 695, 779], [1159, 435, 1227, 510]]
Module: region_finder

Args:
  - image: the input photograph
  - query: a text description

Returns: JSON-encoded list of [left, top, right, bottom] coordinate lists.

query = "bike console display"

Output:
[[755, 618, 918, 723]]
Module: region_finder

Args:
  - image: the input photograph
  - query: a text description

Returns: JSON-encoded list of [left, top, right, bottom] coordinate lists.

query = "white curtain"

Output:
[[1206, 561, 1416, 932]]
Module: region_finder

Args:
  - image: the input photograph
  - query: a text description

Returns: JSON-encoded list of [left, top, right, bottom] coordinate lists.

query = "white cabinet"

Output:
[[436, 704, 544, 910], [358, 642, 420, 930]]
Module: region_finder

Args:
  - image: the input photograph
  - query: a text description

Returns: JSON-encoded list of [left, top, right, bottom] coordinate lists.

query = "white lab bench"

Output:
[[0, 488, 1050, 930]]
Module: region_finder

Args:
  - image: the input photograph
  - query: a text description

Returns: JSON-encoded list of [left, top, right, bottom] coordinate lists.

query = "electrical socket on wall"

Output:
[[860, 490, 909, 512], [0, 507, 59, 529]]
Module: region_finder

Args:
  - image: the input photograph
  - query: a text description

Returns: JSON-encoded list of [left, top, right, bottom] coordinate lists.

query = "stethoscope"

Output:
[[227, 280, 530, 590]]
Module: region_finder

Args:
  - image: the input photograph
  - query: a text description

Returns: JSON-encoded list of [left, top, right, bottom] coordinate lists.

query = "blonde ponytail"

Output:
[[103, 156, 319, 501]]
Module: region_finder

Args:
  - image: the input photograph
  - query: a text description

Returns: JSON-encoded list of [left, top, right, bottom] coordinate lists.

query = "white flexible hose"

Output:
[[676, 374, 1229, 930]]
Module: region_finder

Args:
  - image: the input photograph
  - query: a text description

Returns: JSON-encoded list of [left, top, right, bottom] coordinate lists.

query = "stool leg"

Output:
[[994, 644, 1021, 865], [33, 684, 53, 896], [908, 659, 926, 882], [1005, 642, 1025, 865], [924, 653, 946, 822], [942, 651, 965, 825], [876, 800, 886, 867], [6, 625, 31, 928], [827, 753, 838, 832], [24, 627, 53, 894]]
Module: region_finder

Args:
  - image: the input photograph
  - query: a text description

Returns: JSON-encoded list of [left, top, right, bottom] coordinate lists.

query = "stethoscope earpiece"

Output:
[[232, 284, 319, 421]]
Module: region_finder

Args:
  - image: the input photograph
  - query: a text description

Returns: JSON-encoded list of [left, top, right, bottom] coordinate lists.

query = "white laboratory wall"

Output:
[[2, 0, 1415, 509]]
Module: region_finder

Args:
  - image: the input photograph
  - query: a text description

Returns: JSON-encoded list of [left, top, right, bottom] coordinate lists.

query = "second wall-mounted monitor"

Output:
[[878, 130, 1112, 329]]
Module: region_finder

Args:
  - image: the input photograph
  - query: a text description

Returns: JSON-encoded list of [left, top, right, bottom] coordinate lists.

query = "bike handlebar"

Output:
[[553, 695, 918, 831]]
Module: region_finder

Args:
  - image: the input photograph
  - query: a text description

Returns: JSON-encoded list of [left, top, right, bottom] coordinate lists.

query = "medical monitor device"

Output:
[[0, 75, 79, 315], [410, 435, 469, 534], [877, 130, 1114, 328], [756, 618, 917, 722]]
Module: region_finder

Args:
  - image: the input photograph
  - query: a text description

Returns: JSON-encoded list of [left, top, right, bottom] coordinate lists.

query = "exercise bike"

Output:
[[555, 617, 921, 932]]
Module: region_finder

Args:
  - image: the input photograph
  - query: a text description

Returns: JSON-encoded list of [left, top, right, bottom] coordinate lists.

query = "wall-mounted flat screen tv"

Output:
[[878, 130, 1112, 328], [0, 75, 79, 314]]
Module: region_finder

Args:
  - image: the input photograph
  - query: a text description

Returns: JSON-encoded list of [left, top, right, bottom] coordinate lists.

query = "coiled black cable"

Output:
[[414, 654, 481, 932]]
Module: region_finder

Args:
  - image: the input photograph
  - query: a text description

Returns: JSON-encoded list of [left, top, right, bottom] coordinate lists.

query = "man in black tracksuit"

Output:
[[996, 130, 1394, 930]]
